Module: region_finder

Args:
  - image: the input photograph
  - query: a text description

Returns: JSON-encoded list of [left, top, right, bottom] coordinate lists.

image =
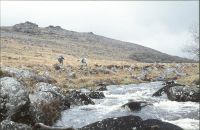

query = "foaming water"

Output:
[[55, 82, 199, 130]]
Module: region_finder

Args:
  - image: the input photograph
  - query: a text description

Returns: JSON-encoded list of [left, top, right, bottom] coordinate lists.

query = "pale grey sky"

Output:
[[1, 1, 199, 58]]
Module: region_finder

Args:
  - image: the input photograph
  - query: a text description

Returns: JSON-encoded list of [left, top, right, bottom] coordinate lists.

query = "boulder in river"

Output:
[[0, 120, 31, 130], [121, 101, 152, 111], [152, 83, 184, 97], [88, 91, 105, 99], [166, 85, 200, 102], [65, 90, 95, 106], [0, 77, 30, 122]]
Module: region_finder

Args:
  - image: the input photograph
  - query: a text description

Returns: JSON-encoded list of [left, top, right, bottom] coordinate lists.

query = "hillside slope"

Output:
[[0, 21, 194, 63]]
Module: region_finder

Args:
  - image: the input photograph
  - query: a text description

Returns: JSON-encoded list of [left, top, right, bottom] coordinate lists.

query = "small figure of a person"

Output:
[[58, 55, 64, 65]]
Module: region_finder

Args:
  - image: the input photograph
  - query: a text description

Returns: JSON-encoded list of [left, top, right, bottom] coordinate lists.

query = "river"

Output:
[[55, 82, 199, 130]]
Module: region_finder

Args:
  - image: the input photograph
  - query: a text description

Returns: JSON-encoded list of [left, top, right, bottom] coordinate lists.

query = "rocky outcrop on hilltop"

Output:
[[13, 21, 40, 34]]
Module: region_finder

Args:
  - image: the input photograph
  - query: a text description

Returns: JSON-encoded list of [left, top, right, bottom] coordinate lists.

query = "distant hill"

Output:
[[0, 21, 194, 63]]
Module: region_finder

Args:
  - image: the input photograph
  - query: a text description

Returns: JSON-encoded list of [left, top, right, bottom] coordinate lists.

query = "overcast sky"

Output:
[[1, 1, 199, 58]]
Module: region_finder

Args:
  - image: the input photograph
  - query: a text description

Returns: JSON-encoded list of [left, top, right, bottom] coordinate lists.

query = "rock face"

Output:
[[88, 91, 105, 99], [29, 82, 67, 125], [0, 77, 30, 122], [0, 120, 31, 130], [166, 85, 200, 102], [66, 90, 95, 106], [13, 21, 40, 34], [79, 115, 143, 130]]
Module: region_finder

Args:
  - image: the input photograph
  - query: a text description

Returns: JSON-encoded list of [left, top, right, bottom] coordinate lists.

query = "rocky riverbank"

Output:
[[0, 64, 199, 130]]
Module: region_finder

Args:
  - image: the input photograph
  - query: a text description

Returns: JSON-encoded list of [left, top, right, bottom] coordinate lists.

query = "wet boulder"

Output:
[[65, 90, 95, 106], [0, 77, 30, 122], [29, 82, 67, 125], [88, 91, 105, 99], [79, 115, 143, 130], [139, 119, 183, 130], [152, 83, 184, 97], [121, 101, 151, 111], [166, 85, 200, 102], [0, 120, 31, 130]]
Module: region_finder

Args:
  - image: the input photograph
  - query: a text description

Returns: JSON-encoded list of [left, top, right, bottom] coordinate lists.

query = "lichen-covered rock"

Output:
[[0, 120, 31, 130], [29, 82, 67, 125], [166, 85, 200, 102], [1, 67, 56, 84], [0, 77, 29, 122], [1, 67, 35, 79]]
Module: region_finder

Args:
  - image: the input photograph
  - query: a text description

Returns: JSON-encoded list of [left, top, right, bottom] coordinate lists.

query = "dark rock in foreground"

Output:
[[79, 115, 143, 130], [140, 119, 183, 130], [79, 115, 183, 130]]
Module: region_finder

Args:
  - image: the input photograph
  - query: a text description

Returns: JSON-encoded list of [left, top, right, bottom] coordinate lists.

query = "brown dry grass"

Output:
[[0, 38, 199, 90]]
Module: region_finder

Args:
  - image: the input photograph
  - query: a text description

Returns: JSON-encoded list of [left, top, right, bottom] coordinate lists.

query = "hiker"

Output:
[[58, 55, 64, 65], [80, 57, 87, 69]]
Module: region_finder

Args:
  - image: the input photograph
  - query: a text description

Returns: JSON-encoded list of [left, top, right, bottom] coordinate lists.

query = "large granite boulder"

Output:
[[0, 77, 30, 122], [1, 67, 56, 84], [29, 82, 67, 125], [0, 120, 31, 130]]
